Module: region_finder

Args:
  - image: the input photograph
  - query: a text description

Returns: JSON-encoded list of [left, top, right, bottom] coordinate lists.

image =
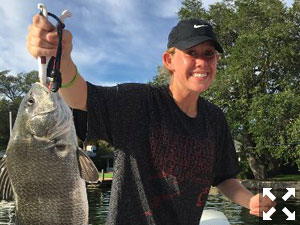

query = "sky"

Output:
[[0, 0, 294, 86]]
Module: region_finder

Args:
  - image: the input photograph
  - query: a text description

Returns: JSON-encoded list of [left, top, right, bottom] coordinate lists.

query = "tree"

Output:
[[152, 0, 300, 179], [178, 0, 207, 20], [0, 70, 38, 102], [149, 66, 170, 86], [0, 99, 11, 149], [0, 70, 38, 150]]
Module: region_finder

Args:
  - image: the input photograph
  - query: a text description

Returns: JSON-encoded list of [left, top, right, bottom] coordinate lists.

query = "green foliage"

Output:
[[153, 0, 300, 178], [0, 99, 11, 149], [149, 66, 170, 86], [272, 174, 300, 181], [0, 70, 38, 102], [0, 70, 38, 150], [178, 0, 207, 20], [287, 116, 300, 169], [96, 140, 115, 152]]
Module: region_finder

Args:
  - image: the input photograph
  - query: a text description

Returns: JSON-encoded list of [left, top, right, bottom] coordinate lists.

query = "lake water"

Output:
[[0, 187, 299, 224]]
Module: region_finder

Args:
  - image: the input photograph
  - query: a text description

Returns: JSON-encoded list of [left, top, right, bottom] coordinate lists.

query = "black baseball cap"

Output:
[[167, 18, 224, 53]]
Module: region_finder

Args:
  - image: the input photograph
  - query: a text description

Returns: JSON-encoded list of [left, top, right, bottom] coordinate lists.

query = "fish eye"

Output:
[[27, 97, 35, 106]]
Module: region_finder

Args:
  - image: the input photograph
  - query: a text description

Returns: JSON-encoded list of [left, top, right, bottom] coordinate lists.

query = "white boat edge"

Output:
[[200, 210, 230, 225]]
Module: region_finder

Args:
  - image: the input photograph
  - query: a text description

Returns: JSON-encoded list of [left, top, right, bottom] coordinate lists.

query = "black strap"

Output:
[[46, 12, 66, 92]]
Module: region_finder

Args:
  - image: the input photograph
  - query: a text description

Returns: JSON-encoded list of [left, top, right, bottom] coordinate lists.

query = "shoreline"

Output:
[[87, 178, 300, 192], [240, 179, 300, 191], [209, 180, 300, 199]]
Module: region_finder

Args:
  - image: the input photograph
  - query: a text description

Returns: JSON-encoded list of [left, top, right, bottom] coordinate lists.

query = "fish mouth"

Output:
[[31, 108, 58, 119], [34, 82, 51, 92], [31, 133, 51, 142]]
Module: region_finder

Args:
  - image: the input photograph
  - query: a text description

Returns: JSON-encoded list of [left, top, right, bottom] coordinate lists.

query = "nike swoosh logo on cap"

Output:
[[194, 24, 208, 28]]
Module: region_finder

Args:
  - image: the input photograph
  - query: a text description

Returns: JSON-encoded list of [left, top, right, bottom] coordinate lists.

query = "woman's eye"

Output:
[[204, 50, 216, 58], [187, 51, 197, 57], [186, 49, 216, 58]]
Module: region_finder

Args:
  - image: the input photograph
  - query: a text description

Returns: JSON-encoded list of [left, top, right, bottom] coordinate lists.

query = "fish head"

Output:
[[13, 82, 72, 139]]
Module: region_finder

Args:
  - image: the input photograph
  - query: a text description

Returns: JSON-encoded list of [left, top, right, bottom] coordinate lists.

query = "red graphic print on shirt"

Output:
[[147, 122, 215, 211]]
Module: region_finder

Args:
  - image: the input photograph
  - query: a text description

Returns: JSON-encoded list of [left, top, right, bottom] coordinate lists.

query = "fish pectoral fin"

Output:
[[77, 148, 99, 183], [0, 156, 14, 201]]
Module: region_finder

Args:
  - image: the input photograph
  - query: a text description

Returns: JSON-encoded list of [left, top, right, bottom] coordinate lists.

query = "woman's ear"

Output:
[[162, 51, 174, 73]]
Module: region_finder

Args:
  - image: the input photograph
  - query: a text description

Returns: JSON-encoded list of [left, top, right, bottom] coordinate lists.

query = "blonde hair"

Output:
[[163, 47, 176, 76], [166, 47, 176, 55]]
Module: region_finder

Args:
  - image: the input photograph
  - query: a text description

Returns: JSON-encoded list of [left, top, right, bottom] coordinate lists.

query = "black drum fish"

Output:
[[0, 82, 98, 225]]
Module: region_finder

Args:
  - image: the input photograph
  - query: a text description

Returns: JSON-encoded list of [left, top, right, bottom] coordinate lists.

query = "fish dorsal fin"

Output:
[[0, 156, 14, 201], [77, 148, 99, 183]]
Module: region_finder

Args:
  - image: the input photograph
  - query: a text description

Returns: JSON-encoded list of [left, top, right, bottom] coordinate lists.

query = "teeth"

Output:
[[192, 73, 207, 78]]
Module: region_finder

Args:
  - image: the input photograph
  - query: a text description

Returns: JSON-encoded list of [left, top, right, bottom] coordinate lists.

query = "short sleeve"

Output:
[[211, 113, 240, 187], [72, 82, 150, 147], [73, 82, 119, 145]]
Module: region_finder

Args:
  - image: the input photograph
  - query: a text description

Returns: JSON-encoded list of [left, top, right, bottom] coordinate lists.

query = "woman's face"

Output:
[[165, 41, 218, 95]]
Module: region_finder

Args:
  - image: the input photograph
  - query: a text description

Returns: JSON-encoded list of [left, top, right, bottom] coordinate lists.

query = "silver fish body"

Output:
[[0, 82, 98, 225]]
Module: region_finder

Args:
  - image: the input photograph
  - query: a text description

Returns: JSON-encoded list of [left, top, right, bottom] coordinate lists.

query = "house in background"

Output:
[[86, 145, 97, 158], [101, 152, 114, 172]]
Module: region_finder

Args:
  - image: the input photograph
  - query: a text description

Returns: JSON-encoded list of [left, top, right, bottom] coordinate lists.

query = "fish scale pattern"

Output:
[[1, 83, 94, 225]]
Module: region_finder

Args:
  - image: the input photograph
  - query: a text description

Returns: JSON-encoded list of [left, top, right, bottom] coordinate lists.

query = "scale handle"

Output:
[[37, 3, 49, 85], [36, 4, 72, 86]]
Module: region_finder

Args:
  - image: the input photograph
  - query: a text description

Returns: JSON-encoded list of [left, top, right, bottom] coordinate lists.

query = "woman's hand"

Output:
[[27, 14, 73, 62], [249, 193, 276, 217]]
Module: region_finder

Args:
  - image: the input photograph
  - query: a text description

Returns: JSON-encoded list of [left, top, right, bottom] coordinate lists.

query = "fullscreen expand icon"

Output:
[[262, 188, 296, 221]]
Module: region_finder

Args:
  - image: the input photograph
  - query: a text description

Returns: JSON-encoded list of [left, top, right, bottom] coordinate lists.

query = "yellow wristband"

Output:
[[61, 65, 79, 88]]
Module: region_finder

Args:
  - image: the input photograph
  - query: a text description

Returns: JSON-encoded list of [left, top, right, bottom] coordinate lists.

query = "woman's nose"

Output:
[[194, 57, 209, 68]]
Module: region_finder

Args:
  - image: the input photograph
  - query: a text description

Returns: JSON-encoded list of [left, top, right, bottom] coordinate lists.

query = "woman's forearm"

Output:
[[217, 178, 254, 209]]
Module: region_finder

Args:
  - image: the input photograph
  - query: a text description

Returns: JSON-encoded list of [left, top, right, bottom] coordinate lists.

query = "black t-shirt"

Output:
[[73, 82, 240, 225]]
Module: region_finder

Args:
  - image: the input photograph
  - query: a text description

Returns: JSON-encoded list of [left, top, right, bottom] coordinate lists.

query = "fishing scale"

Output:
[[37, 4, 72, 92]]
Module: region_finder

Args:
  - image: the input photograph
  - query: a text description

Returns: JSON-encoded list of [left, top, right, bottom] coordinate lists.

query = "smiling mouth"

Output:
[[192, 73, 208, 78]]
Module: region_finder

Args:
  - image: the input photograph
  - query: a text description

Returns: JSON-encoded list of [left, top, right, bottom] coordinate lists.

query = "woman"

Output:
[[27, 16, 275, 225]]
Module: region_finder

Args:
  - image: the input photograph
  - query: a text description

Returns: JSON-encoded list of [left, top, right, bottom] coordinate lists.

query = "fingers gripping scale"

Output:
[[37, 4, 72, 88]]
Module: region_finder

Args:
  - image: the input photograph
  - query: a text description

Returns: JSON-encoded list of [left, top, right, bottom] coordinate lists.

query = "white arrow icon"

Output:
[[263, 188, 276, 201], [263, 207, 276, 220], [282, 207, 295, 220], [282, 188, 295, 201]]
